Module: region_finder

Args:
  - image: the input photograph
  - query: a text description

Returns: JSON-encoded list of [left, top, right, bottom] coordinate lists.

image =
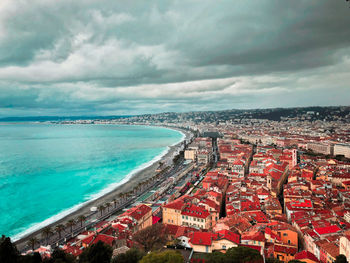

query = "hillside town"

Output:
[[2, 107, 350, 263]]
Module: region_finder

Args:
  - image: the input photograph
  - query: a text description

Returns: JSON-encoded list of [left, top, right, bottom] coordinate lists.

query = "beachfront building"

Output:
[[119, 204, 152, 232]]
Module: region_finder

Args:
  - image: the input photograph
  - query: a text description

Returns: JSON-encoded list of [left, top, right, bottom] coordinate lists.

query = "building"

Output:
[[307, 142, 334, 156], [120, 204, 152, 232], [334, 143, 350, 158], [340, 235, 350, 262]]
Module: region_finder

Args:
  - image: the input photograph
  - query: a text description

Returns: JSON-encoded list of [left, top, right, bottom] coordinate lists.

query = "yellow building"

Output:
[[162, 200, 185, 226]]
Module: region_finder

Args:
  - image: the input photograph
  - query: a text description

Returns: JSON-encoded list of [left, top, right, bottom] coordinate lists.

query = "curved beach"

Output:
[[12, 125, 191, 250]]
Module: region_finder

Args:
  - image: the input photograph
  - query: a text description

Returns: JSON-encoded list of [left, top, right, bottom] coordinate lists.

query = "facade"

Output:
[[120, 204, 152, 232], [340, 235, 350, 262], [334, 143, 350, 158], [307, 142, 334, 156], [184, 149, 197, 161]]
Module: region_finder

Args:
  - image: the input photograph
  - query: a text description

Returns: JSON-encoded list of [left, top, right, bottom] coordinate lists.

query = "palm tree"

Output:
[[113, 198, 117, 208], [27, 237, 39, 251], [55, 224, 65, 239], [77, 215, 86, 227], [106, 202, 112, 213], [42, 226, 53, 245], [66, 219, 75, 234], [98, 205, 105, 217]]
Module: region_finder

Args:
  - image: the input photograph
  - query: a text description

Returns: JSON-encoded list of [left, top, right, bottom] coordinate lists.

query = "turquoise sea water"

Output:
[[0, 124, 183, 239]]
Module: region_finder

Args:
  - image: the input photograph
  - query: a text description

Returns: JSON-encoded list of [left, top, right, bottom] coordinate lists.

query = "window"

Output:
[[222, 245, 226, 249], [283, 233, 287, 236], [182, 215, 184, 219], [168, 219, 170, 223], [288, 240, 291, 244]]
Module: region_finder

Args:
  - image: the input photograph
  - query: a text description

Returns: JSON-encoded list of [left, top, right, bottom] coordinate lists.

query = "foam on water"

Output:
[[0, 124, 184, 240]]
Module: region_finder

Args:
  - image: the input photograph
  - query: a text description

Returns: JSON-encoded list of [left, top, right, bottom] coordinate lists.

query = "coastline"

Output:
[[13, 125, 192, 250]]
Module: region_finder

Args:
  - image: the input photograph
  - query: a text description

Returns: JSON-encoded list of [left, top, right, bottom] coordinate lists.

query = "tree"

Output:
[[335, 254, 348, 263], [79, 241, 112, 263], [66, 219, 75, 234], [266, 258, 283, 263], [111, 248, 145, 263], [140, 250, 183, 263], [55, 224, 65, 240], [105, 202, 111, 213], [205, 251, 226, 263], [206, 247, 263, 263], [42, 227, 53, 245], [19, 252, 42, 263], [0, 235, 19, 263], [77, 215, 86, 228], [26, 237, 39, 252], [113, 198, 117, 208], [98, 205, 105, 217], [133, 223, 166, 251], [43, 249, 75, 263]]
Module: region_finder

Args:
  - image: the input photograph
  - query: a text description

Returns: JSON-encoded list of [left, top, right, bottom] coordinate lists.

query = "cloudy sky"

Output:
[[0, 0, 349, 117]]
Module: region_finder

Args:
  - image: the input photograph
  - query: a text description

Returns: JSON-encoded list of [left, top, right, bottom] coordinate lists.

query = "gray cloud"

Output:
[[0, 0, 349, 116]]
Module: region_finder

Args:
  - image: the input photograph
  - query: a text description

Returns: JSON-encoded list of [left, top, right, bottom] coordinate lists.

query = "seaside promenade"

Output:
[[15, 153, 191, 253]]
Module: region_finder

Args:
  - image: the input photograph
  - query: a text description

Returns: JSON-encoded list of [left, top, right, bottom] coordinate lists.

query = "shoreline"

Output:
[[13, 125, 192, 250]]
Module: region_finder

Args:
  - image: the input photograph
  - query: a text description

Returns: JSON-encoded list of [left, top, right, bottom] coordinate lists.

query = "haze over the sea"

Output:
[[0, 123, 183, 239]]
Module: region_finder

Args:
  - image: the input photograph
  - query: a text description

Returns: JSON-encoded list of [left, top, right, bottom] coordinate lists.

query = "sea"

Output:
[[0, 123, 184, 240]]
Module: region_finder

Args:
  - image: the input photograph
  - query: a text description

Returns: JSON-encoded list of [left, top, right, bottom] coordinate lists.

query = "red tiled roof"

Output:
[[314, 225, 341, 236], [190, 231, 218, 246], [295, 251, 319, 262], [181, 204, 210, 219], [241, 231, 265, 242], [274, 245, 297, 255], [216, 229, 240, 244], [163, 200, 185, 210], [82, 234, 115, 246], [123, 204, 152, 221]]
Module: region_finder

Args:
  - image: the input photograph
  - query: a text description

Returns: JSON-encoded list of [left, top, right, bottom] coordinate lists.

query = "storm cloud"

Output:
[[0, 0, 349, 116]]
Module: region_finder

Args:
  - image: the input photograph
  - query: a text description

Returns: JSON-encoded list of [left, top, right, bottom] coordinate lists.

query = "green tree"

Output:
[[206, 251, 226, 263], [43, 249, 75, 263], [225, 246, 263, 263], [105, 202, 111, 213], [66, 219, 75, 234], [55, 224, 65, 239], [26, 237, 39, 252], [206, 247, 263, 263], [98, 205, 105, 217], [335, 255, 348, 263], [42, 227, 53, 245], [139, 250, 183, 263], [79, 241, 112, 263], [77, 215, 86, 228], [0, 235, 19, 263], [111, 248, 145, 263], [19, 252, 42, 263]]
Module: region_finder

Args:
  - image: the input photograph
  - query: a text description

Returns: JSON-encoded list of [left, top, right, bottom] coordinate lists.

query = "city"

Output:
[[2, 106, 349, 263]]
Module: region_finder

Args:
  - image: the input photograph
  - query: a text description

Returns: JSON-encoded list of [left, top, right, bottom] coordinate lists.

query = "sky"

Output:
[[0, 0, 350, 117]]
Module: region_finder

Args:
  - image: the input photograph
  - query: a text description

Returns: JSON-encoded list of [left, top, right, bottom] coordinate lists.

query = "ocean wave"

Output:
[[12, 127, 186, 241]]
